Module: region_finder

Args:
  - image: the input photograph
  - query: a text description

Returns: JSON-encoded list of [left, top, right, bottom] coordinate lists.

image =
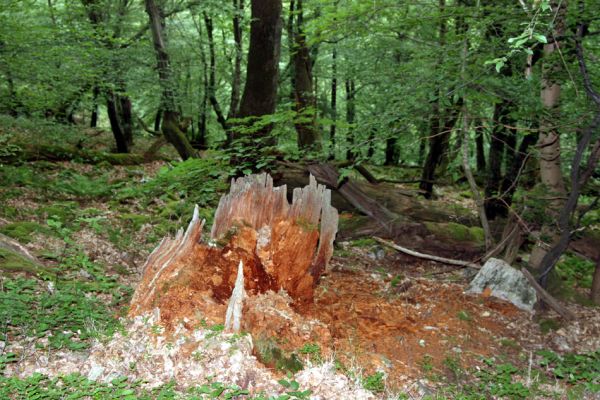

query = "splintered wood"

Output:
[[129, 173, 338, 330]]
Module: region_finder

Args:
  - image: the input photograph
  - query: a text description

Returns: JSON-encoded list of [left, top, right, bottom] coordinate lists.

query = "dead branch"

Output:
[[374, 237, 481, 269], [521, 268, 576, 320]]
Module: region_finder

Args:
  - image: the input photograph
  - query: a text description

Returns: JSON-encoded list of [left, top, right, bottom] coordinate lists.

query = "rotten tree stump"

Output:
[[129, 173, 338, 330]]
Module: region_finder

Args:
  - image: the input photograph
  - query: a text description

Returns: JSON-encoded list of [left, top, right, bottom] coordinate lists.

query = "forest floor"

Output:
[[1, 120, 599, 399]]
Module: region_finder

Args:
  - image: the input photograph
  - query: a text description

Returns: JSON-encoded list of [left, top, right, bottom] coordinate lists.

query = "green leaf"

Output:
[[533, 33, 547, 43]]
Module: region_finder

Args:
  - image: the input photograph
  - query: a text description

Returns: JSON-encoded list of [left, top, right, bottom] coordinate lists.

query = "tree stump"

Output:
[[129, 173, 338, 331]]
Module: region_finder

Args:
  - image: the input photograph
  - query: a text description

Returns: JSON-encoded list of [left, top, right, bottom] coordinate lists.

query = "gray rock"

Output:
[[87, 363, 105, 381], [467, 258, 537, 311]]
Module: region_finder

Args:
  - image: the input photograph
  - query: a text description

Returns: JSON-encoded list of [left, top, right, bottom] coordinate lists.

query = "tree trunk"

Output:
[[475, 121, 485, 173], [419, 100, 461, 198], [234, 0, 283, 147], [228, 0, 244, 120], [145, 0, 196, 160], [119, 94, 133, 146], [106, 92, 129, 153], [385, 137, 399, 166], [82, 0, 134, 150], [204, 13, 228, 131], [194, 14, 208, 149], [345, 79, 356, 160], [419, 0, 448, 199], [291, 0, 320, 151], [329, 46, 337, 160], [90, 86, 99, 128], [154, 106, 162, 132], [529, 0, 568, 272], [484, 100, 514, 218]]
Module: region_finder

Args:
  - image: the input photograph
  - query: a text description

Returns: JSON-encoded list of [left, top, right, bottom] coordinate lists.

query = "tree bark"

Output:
[[484, 99, 516, 219], [90, 86, 99, 128], [529, 0, 568, 272], [291, 0, 321, 151], [106, 92, 129, 153], [345, 79, 356, 160], [475, 121, 485, 172], [203, 13, 228, 131], [235, 0, 282, 141], [385, 137, 399, 166], [329, 46, 337, 160], [228, 0, 244, 120], [145, 0, 197, 160]]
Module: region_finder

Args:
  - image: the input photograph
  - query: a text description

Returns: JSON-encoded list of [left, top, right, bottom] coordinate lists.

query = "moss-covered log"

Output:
[[1, 144, 149, 165]]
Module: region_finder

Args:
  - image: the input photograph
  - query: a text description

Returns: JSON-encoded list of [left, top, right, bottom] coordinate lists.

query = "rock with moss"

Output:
[[425, 221, 484, 246], [0, 221, 54, 243], [0, 234, 53, 277]]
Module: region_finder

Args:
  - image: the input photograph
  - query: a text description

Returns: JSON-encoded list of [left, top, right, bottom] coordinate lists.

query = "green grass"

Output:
[[0, 373, 313, 399], [0, 276, 124, 351]]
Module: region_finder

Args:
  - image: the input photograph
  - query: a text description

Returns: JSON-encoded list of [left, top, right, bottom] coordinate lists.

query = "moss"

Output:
[[425, 221, 484, 245], [0, 221, 53, 243], [351, 237, 377, 247], [253, 336, 303, 374], [338, 214, 370, 233], [0, 248, 55, 277]]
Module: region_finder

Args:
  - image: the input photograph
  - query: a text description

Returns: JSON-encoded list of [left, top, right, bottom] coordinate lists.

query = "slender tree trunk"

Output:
[[145, 0, 196, 160], [385, 137, 399, 165], [235, 0, 283, 147], [203, 14, 228, 131], [193, 14, 208, 149], [291, 0, 320, 151], [345, 79, 356, 161], [154, 107, 162, 132], [529, 0, 568, 272], [106, 92, 129, 153], [419, 100, 462, 198], [228, 0, 243, 119], [475, 121, 485, 172], [419, 0, 448, 198], [329, 46, 337, 160], [484, 100, 511, 218], [90, 86, 99, 128], [119, 94, 133, 146]]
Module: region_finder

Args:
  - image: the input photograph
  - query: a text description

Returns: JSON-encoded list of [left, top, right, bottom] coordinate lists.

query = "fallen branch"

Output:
[[374, 237, 481, 269], [521, 268, 576, 320]]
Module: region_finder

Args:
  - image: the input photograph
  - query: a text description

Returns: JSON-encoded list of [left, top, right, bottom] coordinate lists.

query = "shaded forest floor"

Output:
[[1, 119, 599, 399]]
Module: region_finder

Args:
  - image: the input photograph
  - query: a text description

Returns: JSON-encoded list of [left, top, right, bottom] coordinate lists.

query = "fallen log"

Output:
[[2, 144, 148, 165], [374, 237, 481, 269], [521, 268, 576, 320], [129, 173, 338, 331]]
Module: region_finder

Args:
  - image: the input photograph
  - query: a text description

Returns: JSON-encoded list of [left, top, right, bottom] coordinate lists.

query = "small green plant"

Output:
[[538, 349, 600, 389], [277, 375, 312, 399], [298, 342, 322, 364], [457, 310, 472, 322], [420, 355, 434, 373], [362, 371, 385, 393]]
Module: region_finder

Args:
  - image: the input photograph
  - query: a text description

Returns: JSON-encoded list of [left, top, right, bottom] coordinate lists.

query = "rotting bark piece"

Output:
[[129, 174, 338, 331]]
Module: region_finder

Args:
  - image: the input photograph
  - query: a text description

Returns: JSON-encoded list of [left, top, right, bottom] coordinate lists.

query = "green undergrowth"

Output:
[[0, 221, 55, 243], [0, 373, 313, 400], [428, 350, 600, 400], [114, 157, 228, 233], [0, 272, 126, 351]]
